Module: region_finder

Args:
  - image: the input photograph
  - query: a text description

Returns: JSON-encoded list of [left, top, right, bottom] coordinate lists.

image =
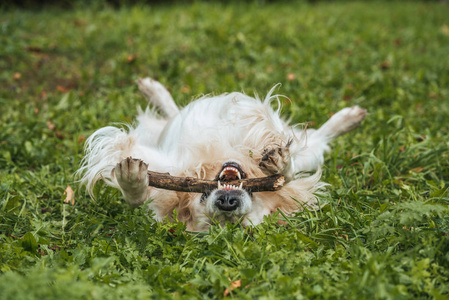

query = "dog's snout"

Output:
[[215, 192, 240, 211]]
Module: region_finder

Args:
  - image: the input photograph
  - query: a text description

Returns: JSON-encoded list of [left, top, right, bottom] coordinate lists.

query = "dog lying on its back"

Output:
[[78, 78, 366, 231]]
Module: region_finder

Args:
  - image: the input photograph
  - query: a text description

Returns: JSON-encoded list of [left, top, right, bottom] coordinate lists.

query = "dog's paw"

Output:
[[259, 139, 292, 176], [326, 106, 367, 137], [113, 157, 149, 192], [137, 78, 166, 99], [137, 77, 179, 118]]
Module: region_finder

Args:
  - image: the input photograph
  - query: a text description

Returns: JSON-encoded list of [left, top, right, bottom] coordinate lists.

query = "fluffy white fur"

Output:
[[78, 78, 366, 231]]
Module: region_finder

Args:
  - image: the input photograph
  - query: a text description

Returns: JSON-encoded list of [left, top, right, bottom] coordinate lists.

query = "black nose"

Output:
[[215, 192, 240, 211]]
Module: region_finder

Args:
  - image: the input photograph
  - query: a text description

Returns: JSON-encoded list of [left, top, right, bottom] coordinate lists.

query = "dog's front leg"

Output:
[[112, 157, 150, 208], [258, 139, 295, 181]]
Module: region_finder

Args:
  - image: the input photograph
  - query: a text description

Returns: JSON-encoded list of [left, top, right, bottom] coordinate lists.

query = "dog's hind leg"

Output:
[[290, 106, 367, 173], [137, 77, 179, 119], [313, 106, 367, 141]]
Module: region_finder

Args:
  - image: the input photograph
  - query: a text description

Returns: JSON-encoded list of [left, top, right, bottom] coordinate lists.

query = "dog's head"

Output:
[[200, 161, 253, 224], [160, 154, 321, 231]]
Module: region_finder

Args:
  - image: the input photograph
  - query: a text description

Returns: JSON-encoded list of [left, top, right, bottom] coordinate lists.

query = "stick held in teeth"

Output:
[[146, 171, 284, 193]]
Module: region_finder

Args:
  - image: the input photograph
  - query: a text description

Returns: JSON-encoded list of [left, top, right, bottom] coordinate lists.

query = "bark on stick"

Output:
[[147, 171, 284, 193]]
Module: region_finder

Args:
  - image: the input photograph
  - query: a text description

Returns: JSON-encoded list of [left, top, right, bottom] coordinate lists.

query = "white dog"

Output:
[[78, 78, 366, 231]]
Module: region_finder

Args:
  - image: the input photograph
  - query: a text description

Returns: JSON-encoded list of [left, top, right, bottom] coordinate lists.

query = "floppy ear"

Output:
[[178, 206, 192, 223], [176, 193, 195, 223]]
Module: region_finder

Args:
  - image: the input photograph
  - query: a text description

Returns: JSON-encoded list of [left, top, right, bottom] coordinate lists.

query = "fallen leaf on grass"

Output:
[[73, 18, 86, 27], [78, 135, 86, 144], [442, 24, 449, 36], [416, 135, 426, 142], [286, 72, 296, 81], [25, 46, 43, 52], [55, 131, 64, 140], [40, 90, 48, 100], [46, 121, 56, 131], [57, 85, 70, 93], [223, 279, 241, 297], [409, 167, 424, 174], [13, 72, 21, 80], [64, 186, 75, 206], [126, 54, 138, 63], [380, 61, 391, 70], [181, 85, 191, 93]]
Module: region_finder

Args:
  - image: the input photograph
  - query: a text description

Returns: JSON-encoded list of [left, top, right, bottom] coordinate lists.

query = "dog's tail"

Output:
[[137, 77, 179, 119], [76, 126, 131, 196]]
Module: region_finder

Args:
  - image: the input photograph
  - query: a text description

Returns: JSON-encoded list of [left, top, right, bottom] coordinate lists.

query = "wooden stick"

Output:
[[147, 171, 284, 193]]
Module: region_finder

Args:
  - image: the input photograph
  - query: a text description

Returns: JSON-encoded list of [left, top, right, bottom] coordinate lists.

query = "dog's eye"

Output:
[[200, 192, 210, 203]]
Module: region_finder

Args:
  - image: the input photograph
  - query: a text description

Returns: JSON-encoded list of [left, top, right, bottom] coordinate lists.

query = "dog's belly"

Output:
[[157, 93, 264, 154]]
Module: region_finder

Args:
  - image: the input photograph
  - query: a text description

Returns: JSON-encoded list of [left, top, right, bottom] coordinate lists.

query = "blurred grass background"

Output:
[[1, 1, 449, 299]]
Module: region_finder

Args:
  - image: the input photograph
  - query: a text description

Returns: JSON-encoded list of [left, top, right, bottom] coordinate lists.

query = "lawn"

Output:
[[1, 1, 449, 299]]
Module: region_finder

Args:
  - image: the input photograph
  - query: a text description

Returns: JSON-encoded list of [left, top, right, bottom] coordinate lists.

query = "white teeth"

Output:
[[219, 166, 242, 180], [216, 182, 243, 191]]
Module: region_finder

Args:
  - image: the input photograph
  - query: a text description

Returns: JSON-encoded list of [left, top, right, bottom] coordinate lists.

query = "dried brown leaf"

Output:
[[181, 85, 191, 93], [442, 24, 449, 36], [409, 167, 424, 174], [25, 46, 43, 52], [56, 85, 69, 93], [78, 135, 86, 144], [126, 54, 138, 63], [286, 72, 296, 81], [380, 61, 391, 70], [223, 279, 241, 297], [46, 121, 56, 131], [64, 186, 75, 205]]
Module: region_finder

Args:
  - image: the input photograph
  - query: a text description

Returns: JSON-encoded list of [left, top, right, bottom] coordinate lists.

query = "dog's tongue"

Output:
[[222, 170, 239, 181], [219, 166, 242, 181]]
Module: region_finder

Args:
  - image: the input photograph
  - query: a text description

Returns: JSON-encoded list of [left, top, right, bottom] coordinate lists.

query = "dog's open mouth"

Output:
[[201, 161, 249, 204], [215, 161, 247, 182]]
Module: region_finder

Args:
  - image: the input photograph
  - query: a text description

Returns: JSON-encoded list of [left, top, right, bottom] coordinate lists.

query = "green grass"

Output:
[[1, 1, 449, 299]]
